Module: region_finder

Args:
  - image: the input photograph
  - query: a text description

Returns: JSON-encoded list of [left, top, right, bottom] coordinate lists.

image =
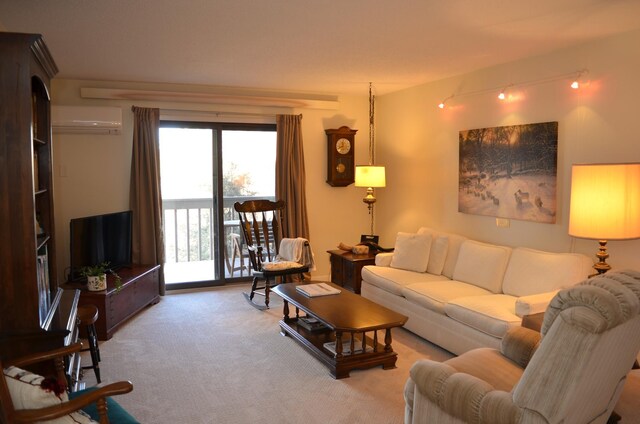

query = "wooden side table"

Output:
[[327, 250, 377, 294]]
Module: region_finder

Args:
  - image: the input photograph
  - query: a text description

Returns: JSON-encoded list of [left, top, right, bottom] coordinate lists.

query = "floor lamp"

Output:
[[355, 165, 386, 241], [568, 163, 640, 275]]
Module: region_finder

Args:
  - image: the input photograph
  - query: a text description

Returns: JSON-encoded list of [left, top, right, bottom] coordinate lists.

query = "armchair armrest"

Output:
[[375, 252, 393, 267], [409, 359, 521, 423], [6, 343, 82, 368], [500, 326, 541, 368], [11, 381, 133, 424], [6, 343, 83, 388], [515, 290, 558, 317]]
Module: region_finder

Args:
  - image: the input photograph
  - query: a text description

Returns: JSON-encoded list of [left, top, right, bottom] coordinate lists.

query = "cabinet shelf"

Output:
[[33, 137, 47, 146], [35, 188, 47, 196]]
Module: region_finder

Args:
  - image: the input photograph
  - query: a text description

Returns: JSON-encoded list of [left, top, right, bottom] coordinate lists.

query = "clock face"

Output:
[[336, 138, 351, 154]]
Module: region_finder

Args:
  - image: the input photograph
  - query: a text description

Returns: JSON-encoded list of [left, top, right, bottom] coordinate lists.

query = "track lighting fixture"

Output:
[[570, 70, 588, 89], [438, 95, 454, 109], [438, 69, 589, 109], [497, 84, 513, 101]]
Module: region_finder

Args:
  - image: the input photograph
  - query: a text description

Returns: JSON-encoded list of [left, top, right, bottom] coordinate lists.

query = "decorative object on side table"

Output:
[[568, 163, 640, 275], [79, 262, 123, 292]]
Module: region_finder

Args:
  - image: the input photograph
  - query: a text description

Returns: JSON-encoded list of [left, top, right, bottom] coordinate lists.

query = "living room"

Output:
[[1, 1, 640, 423]]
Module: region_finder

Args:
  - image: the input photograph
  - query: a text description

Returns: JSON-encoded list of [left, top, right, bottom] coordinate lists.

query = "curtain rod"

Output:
[[158, 108, 302, 122]]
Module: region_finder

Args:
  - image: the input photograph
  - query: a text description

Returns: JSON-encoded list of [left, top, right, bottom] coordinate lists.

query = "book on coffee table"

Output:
[[297, 316, 328, 332], [323, 338, 373, 356], [295, 282, 341, 297]]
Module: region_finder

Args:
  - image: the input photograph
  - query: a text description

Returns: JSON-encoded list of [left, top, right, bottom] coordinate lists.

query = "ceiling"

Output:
[[2, 0, 640, 96]]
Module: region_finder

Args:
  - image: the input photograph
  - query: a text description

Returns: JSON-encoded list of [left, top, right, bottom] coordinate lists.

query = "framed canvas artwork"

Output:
[[458, 121, 558, 224]]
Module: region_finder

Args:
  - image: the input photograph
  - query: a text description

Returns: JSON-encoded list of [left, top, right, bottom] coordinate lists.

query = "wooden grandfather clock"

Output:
[[326, 126, 357, 187]]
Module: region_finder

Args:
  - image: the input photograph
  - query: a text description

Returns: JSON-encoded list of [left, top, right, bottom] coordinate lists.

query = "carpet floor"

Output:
[[82, 284, 452, 423], [81, 283, 640, 423]]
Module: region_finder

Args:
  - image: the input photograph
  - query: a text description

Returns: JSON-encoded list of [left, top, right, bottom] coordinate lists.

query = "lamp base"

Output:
[[593, 239, 611, 275]]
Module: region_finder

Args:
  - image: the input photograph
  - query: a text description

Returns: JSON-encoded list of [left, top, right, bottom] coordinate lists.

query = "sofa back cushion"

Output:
[[502, 247, 593, 297], [453, 240, 512, 293], [390, 232, 432, 273]]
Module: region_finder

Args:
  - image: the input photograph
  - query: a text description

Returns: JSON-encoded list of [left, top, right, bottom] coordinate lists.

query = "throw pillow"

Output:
[[3, 366, 97, 424], [426, 235, 449, 275], [390, 232, 432, 273], [416, 227, 451, 276]]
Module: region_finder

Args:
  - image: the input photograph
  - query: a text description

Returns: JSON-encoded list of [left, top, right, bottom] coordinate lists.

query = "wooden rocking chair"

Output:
[[234, 199, 310, 310]]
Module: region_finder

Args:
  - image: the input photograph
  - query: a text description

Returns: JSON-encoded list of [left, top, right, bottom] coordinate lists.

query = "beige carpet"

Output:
[[82, 284, 452, 423], [82, 284, 640, 423]]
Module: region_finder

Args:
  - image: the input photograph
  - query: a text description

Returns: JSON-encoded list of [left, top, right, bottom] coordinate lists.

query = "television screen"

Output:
[[69, 210, 132, 281]]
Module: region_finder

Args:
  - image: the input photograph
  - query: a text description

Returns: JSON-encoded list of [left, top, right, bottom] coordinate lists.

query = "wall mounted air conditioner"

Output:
[[52, 106, 122, 135]]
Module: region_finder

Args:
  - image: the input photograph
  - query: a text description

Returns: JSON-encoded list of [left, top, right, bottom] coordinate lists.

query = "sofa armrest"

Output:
[[515, 290, 558, 317], [409, 359, 521, 423], [500, 326, 541, 368], [375, 252, 393, 267]]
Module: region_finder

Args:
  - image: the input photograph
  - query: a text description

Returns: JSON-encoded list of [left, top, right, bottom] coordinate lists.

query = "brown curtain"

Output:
[[130, 106, 165, 294], [275, 114, 310, 239]]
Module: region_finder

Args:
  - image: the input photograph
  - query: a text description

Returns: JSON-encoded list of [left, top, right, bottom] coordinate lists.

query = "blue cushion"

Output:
[[69, 387, 139, 424]]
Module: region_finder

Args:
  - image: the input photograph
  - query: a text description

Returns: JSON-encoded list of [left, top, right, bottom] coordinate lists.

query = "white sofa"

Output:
[[361, 227, 593, 355]]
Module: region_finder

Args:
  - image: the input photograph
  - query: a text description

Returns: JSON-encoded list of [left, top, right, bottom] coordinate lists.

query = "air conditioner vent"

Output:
[[52, 106, 122, 135]]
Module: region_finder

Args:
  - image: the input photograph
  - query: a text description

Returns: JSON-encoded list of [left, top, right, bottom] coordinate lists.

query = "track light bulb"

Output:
[[438, 102, 445, 109], [570, 80, 580, 89], [498, 91, 506, 100]]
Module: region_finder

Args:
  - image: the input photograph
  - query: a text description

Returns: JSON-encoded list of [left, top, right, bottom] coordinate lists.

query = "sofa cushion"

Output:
[[417, 227, 467, 279], [502, 247, 592, 297], [402, 280, 492, 314], [390, 232, 432, 273], [445, 294, 521, 338], [452, 240, 511, 293], [362, 265, 448, 296]]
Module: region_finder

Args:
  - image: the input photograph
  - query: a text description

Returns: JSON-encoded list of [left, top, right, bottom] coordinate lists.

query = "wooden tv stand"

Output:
[[62, 264, 160, 340]]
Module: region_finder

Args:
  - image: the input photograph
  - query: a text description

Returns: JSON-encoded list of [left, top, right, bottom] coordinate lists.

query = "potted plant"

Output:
[[79, 262, 122, 292]]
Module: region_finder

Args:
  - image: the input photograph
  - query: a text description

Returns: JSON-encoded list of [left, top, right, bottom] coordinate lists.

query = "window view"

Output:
[[159, 124, 276, 288]]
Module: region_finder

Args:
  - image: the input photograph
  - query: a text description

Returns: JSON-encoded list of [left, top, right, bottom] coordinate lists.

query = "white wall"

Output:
[[51, 79, 371, 282], [376, 29, 640, 271], [52, 28, 640, 283]]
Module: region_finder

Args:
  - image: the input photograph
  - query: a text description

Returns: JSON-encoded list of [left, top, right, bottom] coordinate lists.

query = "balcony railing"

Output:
[[162, 195, 274, 266]]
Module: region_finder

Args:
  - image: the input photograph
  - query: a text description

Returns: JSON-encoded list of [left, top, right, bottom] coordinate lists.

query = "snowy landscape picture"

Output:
[[458, 122, 558, 223]]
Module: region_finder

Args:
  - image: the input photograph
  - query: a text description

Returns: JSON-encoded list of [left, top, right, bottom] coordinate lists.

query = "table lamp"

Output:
[[568, 163, 640, 275], [355, 165, 386, 237]]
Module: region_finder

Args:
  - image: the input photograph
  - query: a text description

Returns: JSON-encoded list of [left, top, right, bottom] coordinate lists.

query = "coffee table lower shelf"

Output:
[[278, 318, 399, 379]]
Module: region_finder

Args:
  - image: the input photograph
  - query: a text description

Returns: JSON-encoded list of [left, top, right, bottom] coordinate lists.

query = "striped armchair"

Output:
[[404, 270, 640, 424]]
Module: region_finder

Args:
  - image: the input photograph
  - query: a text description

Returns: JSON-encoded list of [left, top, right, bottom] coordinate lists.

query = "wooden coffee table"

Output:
[[271, 282, 408, 379]]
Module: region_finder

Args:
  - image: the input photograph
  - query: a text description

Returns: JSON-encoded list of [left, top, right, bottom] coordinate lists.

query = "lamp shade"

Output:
[[568, 163, 640, 240], [355, 166, 386, 188]]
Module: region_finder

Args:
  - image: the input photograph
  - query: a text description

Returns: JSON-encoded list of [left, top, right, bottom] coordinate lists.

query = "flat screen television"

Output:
[[69, 210, 132, 282]]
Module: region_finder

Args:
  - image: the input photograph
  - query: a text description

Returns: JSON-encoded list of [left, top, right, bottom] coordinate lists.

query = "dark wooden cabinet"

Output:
[[63, 265, 161, 340], [327, 250, 377, 294], [0, 32, 78, 361]]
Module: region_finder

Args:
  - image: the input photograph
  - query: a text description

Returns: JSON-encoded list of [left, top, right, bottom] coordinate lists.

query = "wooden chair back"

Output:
[[233, 199, 286, 272]]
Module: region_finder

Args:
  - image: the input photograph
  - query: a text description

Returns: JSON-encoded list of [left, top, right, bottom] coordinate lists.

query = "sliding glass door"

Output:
[[159, 122, 276, 289]]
